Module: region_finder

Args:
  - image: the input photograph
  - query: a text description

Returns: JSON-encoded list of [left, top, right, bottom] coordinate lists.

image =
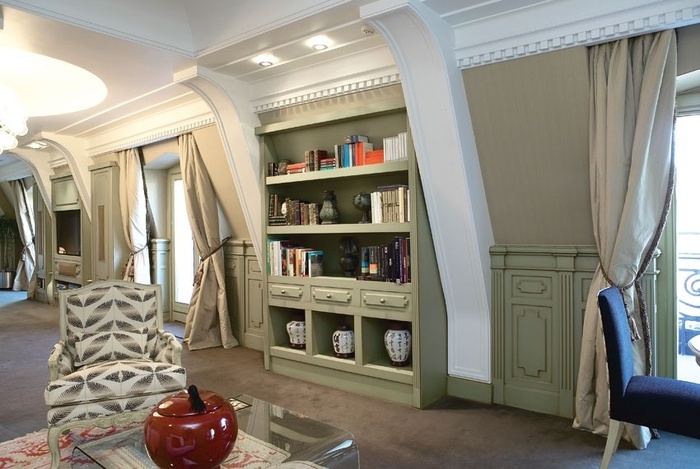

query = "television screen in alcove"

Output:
[[56, 209, 80, 256]]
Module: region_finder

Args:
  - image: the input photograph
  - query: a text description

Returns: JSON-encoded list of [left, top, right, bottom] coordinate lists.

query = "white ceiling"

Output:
[[0, 0, 697, 180]]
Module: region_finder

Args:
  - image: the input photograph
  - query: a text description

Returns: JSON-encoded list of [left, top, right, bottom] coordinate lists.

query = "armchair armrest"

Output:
[[153, 330, 183, 365], [48, 341, 74, 381]]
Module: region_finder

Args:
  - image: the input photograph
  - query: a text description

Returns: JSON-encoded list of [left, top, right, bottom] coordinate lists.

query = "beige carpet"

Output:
[[2, 289, 700, 468]]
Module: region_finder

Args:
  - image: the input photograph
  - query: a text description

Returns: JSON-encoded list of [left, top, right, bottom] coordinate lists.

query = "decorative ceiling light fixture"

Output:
[[0, 82, 28, 155], [307, 35, 331, 51], [26, 140, 49, 150]]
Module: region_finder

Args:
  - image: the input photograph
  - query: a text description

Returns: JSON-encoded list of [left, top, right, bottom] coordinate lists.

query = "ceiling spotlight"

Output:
[[254, 54, 277, 67], [307, 35, 332, 51]]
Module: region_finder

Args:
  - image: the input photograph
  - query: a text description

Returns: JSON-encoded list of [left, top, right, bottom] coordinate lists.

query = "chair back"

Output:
[[58, 280, 162, 367], [598, 287, 636, 409]]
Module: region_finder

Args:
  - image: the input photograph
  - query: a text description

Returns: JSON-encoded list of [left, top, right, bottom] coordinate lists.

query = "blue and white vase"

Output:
[[286, 313, 306, 349], [332, 325, 355, 358], [384, 323, 411, 367]]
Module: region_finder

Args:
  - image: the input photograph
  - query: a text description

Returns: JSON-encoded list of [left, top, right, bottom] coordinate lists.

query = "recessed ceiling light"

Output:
[[307, 35, 332, 51], [254, 54, 277, 67]]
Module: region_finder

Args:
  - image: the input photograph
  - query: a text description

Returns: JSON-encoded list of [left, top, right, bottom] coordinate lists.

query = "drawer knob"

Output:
[[326, 293, 332, 299], [380, 298, 385, 303], [281, 289, 286, 294]]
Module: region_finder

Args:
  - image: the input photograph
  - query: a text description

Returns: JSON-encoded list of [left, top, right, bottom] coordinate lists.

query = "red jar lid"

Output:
[[155, 389, 227, 418]]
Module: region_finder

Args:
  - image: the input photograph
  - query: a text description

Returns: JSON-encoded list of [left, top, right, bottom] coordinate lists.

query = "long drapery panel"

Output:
[[573, 31, 677, 449], [10, 179, 36, 297], [118, 148, 151, 284], [178, 133, 238, 350]]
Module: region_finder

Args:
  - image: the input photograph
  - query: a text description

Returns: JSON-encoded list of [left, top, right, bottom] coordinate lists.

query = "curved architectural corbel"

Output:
[[174, 66, 263, 262], [362, 0, 494, 382]]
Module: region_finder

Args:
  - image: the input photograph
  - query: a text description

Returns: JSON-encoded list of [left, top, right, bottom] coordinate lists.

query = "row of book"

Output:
[[267, 240, 324, 277], [265, 131, 411, 177], [360, 237, 411, 284], [371, 185, 410, 224], [383, 132, 409, 162], [268, 195, 320, 226]]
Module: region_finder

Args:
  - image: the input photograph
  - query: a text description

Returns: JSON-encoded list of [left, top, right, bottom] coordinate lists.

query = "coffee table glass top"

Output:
[[71, 394, 359, 468]]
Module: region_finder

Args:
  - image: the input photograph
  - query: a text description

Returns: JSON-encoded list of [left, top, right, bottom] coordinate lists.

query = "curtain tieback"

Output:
[[193, 237, 231, 287]]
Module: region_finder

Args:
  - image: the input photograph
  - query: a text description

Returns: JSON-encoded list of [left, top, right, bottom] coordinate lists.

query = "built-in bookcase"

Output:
[[257, 98, 447, 408]]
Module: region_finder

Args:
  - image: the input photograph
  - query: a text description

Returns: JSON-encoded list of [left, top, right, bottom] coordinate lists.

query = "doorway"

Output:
[[674, 114, 700, 384]]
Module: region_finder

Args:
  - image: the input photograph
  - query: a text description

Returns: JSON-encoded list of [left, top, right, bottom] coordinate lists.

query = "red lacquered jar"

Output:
[[144, 385, 238, 469]]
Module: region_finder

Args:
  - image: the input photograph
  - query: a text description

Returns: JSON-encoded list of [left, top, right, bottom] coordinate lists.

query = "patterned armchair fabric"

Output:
[[45, 280, 186, 469]]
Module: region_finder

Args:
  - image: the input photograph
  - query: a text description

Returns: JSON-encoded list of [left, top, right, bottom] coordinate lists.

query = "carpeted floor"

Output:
[[2, 289, 700, 468]]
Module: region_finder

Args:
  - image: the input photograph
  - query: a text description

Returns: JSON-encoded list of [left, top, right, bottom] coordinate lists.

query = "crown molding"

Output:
[[252, 72, 401, 113], [455, 2, 700, 69], [85, 115, 215, 157]]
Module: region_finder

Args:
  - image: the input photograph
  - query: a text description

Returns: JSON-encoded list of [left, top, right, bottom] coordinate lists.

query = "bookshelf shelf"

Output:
[[259, 97, 446, 409]]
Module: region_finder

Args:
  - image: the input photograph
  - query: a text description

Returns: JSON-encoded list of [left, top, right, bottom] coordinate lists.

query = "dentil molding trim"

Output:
[[252, 72, 401, 113], [455, 4, 700, 69], [85, 116, 215, 157]]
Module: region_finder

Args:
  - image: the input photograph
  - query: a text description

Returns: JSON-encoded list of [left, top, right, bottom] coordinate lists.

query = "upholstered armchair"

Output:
[[44, 280, 186, 469]]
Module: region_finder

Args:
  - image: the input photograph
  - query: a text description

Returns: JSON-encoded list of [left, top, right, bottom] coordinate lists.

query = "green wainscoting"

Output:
[[489, 245, 658, 419]]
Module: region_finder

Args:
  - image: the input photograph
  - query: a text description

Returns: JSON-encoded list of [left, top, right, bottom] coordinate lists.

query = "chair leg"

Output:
[[600, 419, 624, 469], [47, 426, 63, 469]]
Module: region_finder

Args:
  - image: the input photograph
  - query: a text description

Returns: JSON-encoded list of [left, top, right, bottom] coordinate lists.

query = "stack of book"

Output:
[[359, 236, 410, 284], [267, 239, 324, 277]]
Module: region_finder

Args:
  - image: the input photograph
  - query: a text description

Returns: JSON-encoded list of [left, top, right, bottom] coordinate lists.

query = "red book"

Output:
[[365, 149, 384, 165]]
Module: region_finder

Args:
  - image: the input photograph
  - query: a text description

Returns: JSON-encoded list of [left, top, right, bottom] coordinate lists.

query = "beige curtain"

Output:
[[178, 133, 238, 350], [10, 179, 36, 297], [118, 148, 151, 284], [573, 31, 677, 449]]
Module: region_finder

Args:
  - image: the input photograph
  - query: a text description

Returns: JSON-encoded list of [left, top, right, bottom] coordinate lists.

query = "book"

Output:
[[365, 149, 384, 165], [306, 251, 324, 277]]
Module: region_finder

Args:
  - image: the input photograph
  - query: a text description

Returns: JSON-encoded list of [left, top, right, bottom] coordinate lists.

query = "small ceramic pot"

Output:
[[286, 312, 306, 349], [332, 325, 355, 358], [144, 385, 237, 469], [384, 323, 411, 367]]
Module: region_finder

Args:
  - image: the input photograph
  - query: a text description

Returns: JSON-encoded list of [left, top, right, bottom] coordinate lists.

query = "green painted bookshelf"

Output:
[[257, 99, 447, 408]]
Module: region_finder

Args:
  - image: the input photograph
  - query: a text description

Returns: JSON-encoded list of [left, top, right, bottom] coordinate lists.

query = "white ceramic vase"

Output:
[[384, 324, 411, 367], [332, 325, 355, 358], [286, 314, 306, 349]]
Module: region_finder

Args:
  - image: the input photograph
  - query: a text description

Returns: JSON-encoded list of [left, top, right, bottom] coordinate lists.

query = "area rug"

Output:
[[0, 426, 324, 468]]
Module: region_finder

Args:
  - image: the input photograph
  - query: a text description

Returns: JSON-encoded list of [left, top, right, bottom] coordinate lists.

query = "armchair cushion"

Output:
[[45, 359, 186, 407], [47, 393, 168, 428]]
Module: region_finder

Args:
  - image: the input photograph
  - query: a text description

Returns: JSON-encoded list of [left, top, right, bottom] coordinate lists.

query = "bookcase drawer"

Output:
[[311, 286, 353, 305], [269, 283, 306, 301], [361, 290, 410, 311]]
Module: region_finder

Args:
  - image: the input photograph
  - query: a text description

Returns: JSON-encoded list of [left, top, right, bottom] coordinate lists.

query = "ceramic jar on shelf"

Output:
[[332, 325, 355, 358], [286, 312, 306, 349], [384, 322, 411, 367]]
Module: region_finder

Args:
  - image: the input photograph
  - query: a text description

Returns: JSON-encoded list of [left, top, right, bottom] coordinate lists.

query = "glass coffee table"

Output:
[[71, 395, 359, 468]]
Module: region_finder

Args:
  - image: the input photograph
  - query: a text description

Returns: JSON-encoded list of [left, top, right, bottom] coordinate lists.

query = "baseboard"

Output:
[[447, 376, 492, 404]]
